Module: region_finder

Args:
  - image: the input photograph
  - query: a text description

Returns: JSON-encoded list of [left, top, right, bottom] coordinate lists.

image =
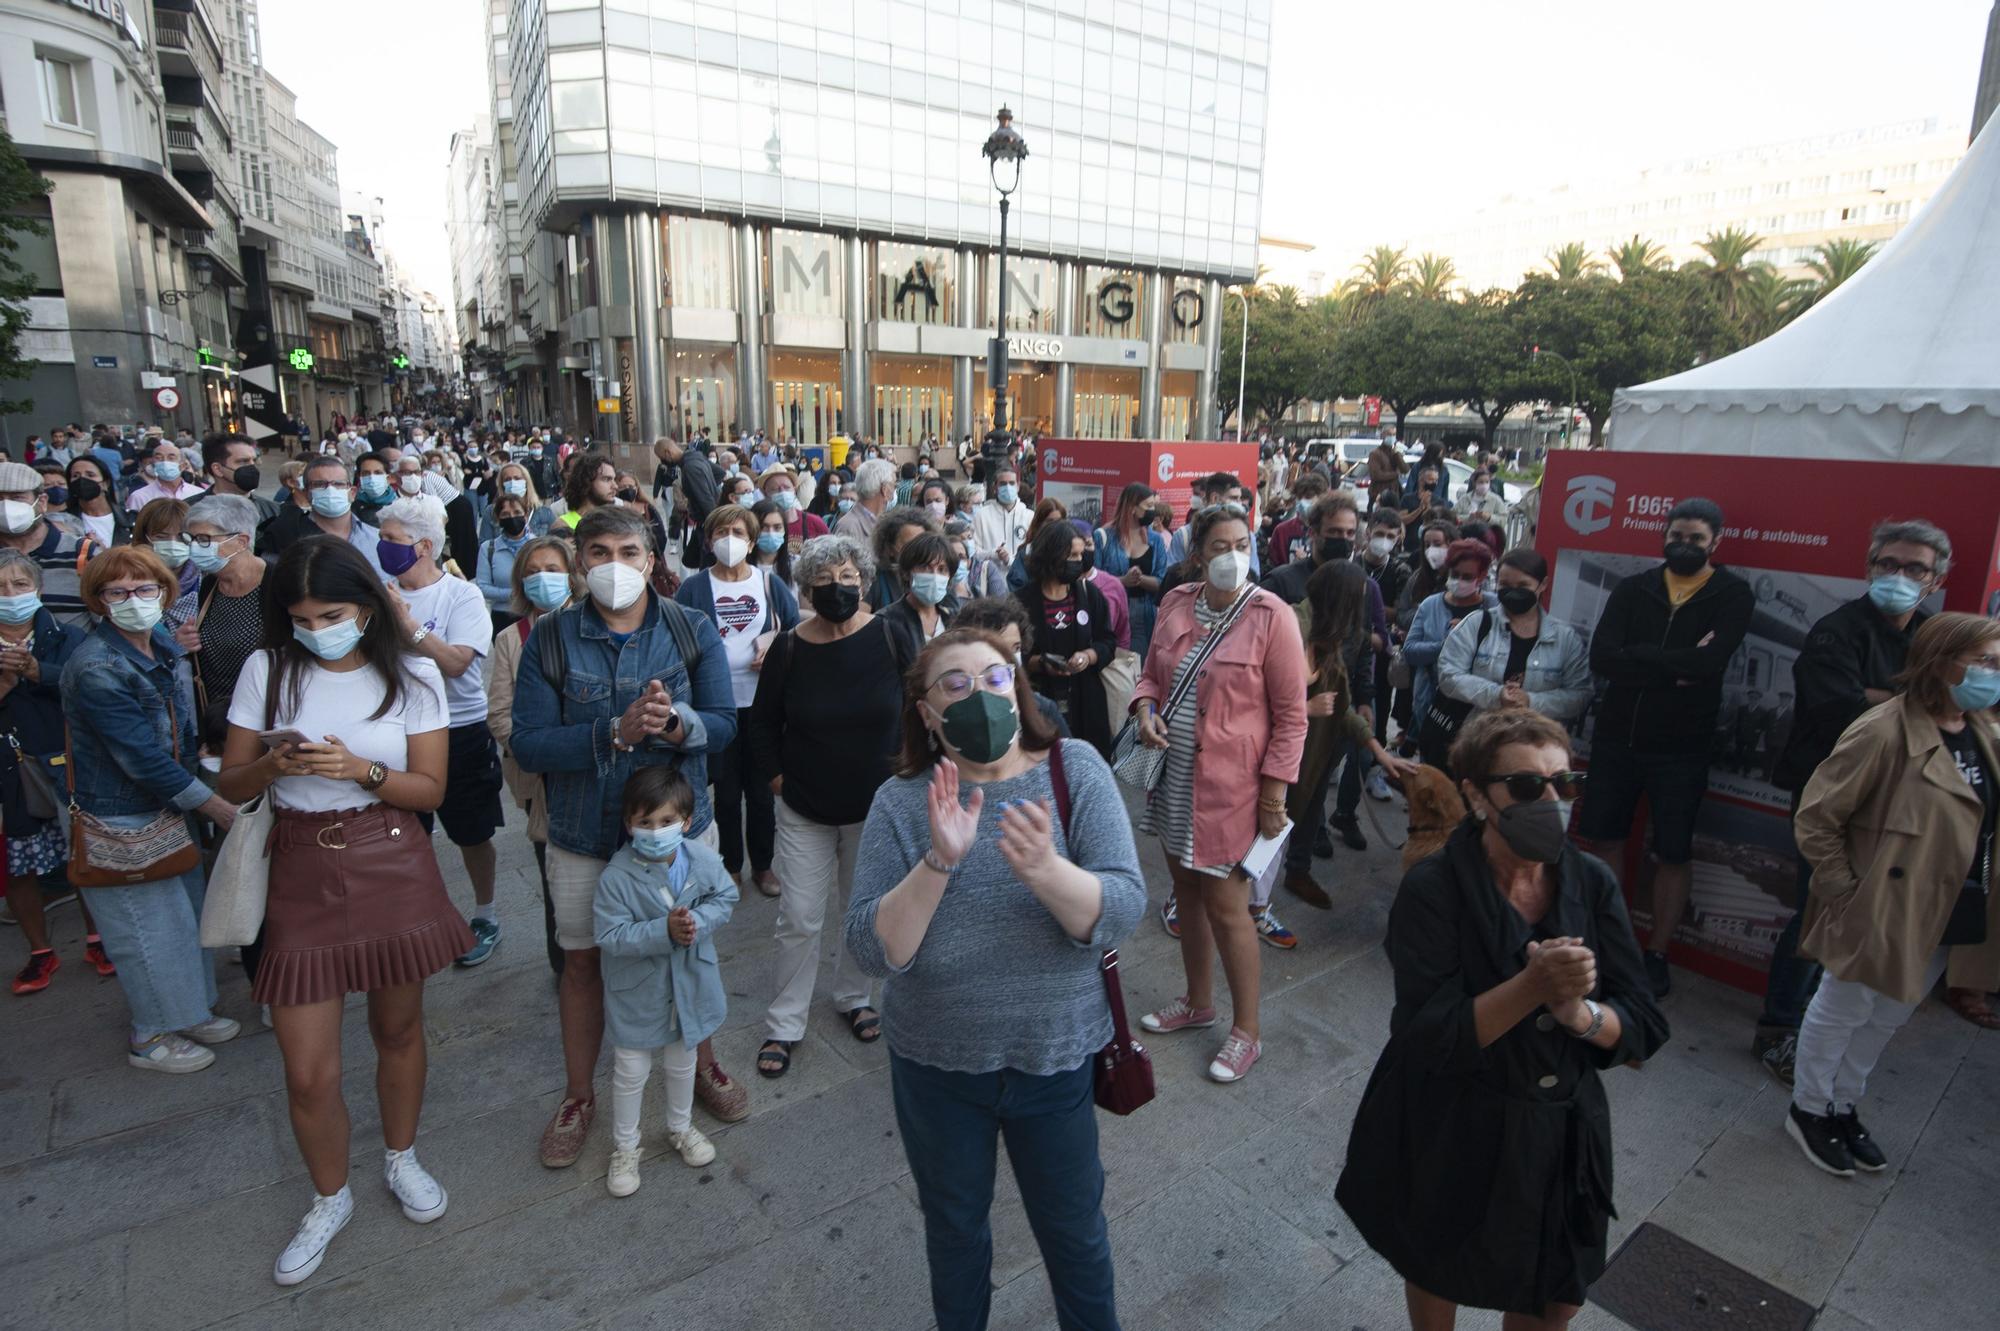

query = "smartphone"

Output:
[[258, 727, 311, 750], [1041, 652, 1071, 675]]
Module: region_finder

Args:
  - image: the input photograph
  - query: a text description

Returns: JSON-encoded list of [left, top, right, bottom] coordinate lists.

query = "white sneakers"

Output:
[[271, 1150, 447, 1287], [669, 1127, 716, 1167], [384, 1147, 449, 1223], [273, 1187, 353, 1286], [1366, 768, 1394, 802], [128, 1032, 215, 1074], [182, 1015, 242, 1044], [607, 1147, 643, 1198]]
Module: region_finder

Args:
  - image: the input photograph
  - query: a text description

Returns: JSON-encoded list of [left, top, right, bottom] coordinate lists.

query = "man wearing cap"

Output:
[[0, 462, 98, 623], [758, 463, 826, 555]]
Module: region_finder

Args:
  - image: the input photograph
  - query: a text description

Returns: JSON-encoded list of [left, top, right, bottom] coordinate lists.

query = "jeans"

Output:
[[710, 705, 775, 875], [891, 1054, 1121, 1331], [86, 860, 217, 1040], [1793, 948, 1947, 1114], [764, 802, 872, 1041], [1284, 747, 1335, 875], [611, 1040, 696, 1150], [1758, 853, 1820, 1030]]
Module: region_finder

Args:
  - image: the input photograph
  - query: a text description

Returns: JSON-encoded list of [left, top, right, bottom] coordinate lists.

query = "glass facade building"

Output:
[[492, 0, 1272, 445]]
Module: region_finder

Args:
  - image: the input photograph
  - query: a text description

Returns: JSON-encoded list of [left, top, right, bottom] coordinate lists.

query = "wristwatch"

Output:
[[1566, 998, 1604, 1041], [410, 627, 429, 646], [357, 760, 389, 791]]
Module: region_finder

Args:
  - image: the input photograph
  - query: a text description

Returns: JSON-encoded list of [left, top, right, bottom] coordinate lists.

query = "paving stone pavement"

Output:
[[2, 785, 1995, 1331]]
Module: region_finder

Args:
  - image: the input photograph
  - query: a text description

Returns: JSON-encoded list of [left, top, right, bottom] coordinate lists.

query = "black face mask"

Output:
[[617, 486, 639, 502], [69, 477, 102, 505], [498, 514, 527, 538], [1062, 557, 1087, 582], [810, 582, 862, 623], [1497, 585, 1540, 616], [1316, 536, 1354, 564], [1664, 541, 1709, 576], [232, 464, 261, 492]]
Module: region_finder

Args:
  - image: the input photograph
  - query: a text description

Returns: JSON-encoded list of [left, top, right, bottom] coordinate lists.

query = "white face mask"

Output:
[[713, 534, 748, 568], [400, 473, 424, 494], [1367, 535, 1396, 560], [0, 500, 38, 535], [1449, 576, 1481, 598], [1206, 549, 1250, 592], [586, 559, 647, 612], [1425, 546, 1448, 570]]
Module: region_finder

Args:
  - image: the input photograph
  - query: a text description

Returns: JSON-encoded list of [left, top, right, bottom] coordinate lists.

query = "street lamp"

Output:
[[1529, 345, 1581, 448], [1229, 287, 1250, 441], [159, 257, 214, 306], [980, 106, 1028, 460]]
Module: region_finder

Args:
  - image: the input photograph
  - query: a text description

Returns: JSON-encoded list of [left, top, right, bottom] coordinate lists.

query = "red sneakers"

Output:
[[11, 949, 58, 995]]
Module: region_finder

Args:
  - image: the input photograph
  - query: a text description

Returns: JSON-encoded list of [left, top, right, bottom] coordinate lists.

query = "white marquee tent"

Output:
[[1610, 115, 2000, 462]]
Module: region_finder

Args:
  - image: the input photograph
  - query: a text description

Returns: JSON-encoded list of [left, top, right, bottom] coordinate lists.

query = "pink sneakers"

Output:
[[1207, 1028, 1262, 1083], [1139, 996, 1218, 1034]]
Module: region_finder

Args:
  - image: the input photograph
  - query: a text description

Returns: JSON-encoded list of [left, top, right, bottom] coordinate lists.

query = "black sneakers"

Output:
[[1644, 950, 1673, 998], [1328, 814, 1367, 851], [1787, 1103, 1855, 1177], [1834, 1109, 1888, 1172]]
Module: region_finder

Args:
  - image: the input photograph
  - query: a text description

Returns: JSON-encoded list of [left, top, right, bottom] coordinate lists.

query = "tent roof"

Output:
[[1612, 115, 2000, 455]]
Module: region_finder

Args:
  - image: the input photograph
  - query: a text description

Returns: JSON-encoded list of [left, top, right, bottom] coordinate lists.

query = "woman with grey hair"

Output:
[[184, 493, 271, 749], [747, 534, 901, 1077]]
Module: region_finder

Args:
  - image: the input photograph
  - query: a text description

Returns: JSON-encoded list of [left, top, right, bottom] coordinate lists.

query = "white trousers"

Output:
[[764, 801, 873, 1042], [1792, 947, 1947, 1115], [611, 1041, 697, 1150]]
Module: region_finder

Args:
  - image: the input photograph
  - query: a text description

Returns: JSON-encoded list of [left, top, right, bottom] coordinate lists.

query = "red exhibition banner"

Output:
[[1535, 450, 2000, 993], [1033, 439, 1262, 528]]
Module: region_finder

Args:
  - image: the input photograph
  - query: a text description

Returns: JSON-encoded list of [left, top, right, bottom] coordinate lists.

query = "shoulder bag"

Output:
[[1416, 609, 1495, 771], [1049, 740, 1155, 1115], [1109, 585, 1256, 793], [199, 657, 282, 945], [64, 698, 200, 888]]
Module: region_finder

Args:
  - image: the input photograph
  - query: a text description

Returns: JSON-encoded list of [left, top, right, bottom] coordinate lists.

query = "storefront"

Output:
[[669, 344, 737, 440], [973, 362, 1058, 438], [1073, 366, 1141, 440], [769, 349, 842, 448], [871, 354, 953, 449], [1158, 369, 1199, 442]]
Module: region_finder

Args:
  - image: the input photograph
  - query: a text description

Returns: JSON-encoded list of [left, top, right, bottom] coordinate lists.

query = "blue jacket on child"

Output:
[[593, 839, 737, 1050]]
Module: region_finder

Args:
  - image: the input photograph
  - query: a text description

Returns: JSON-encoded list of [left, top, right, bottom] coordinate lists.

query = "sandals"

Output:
[[842, 1007, 882, 1044], [756, 1040, 795, 1078], [1945, 987, 2000, 1030]]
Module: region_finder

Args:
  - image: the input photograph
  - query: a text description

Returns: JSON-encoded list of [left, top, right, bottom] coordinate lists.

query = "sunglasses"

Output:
[[1488, 771, 1587, 803]]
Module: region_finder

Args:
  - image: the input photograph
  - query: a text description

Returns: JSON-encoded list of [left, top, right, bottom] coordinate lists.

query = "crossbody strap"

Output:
[[1047, 738, 1134, 1042], [1159, 586, 1256, 726]]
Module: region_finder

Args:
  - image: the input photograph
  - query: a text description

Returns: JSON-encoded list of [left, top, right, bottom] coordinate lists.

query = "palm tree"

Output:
[[1734, 266, 1813, 345], [1802, 237, 1878, 298], [1345, 245, 1409, 300], [1606, 235, 1669, 280], [1685, 226, 1766, 325], [1402, 252, 1458, 300], [1541, 242, 1603, 282]]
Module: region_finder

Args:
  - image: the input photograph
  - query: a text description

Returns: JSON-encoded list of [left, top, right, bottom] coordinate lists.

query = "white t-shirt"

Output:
[[395, 574, 492, 726], [77, 510, 116, 546], [708, 568, 771, 708], [229, 651, 448, 812]]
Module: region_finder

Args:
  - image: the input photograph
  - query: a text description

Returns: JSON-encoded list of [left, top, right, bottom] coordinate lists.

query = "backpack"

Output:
[[534, 596, 703, 717]]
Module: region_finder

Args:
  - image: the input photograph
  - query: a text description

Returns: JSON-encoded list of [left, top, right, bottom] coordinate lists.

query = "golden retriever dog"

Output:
[[1399, 763, 1468, 872]]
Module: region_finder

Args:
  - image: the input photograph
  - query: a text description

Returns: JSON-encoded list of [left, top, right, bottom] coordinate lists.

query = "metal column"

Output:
[[1137, 268, 1165, 439], [734, 221, 766, 436], [1196, 277, 1224, 441], [590, 213, 623, 440], [952, 247, 975, 445], [843, 233, 869, 442], [628, 210, 666, 444], [1052, 260, 1076, 437]]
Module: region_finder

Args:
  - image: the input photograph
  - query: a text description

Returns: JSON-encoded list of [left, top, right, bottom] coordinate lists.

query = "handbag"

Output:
[[7, 732, 60, 823], [1110, 585, 1256, 794], [1416, 610, 1494, 770], [1049, 741, 1156, 1115], [199, 791, 277, 947], [64, 701, 201, 889]]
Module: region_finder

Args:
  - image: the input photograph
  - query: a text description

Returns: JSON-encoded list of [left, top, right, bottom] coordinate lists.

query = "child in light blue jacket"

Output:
[[594, 767, 739, 1197]]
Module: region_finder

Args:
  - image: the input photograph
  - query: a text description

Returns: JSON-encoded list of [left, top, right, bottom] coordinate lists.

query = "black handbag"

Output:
[[1417, 610, 1494, 770], [5, 732, 60, 823]]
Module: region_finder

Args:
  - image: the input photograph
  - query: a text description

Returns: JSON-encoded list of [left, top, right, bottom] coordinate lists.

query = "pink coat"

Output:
[[1133, 582, 1308, 867]]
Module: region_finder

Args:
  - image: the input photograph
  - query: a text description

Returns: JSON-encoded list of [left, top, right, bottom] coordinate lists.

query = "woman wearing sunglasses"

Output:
[[1337, 708, 1668, 1331], [1786, 612, 2000, 1177], [845, 628, 1143, 1331]]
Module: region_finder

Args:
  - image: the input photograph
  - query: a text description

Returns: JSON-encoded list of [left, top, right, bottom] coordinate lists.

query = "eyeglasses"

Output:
[[1869, 556, 1936, 581], [926, 663, 1016, 702], [1488, 771, 1587, 803], [305, 479, 350, 491], [170, 531, 238, 548], [100, 585, 163, 605]]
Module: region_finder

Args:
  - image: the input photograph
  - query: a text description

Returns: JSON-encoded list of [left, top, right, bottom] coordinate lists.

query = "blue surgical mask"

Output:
[[189, 539, 233, 574], [1866, 574, 1924, 616], [0, 592, 41, 625], [629, 822, 684, 861], [773, 490, 799, 511], [530, 447, 544, 459], [294, 617, 364, 661], [836, 498, 854, 514], [311, 486, 353, 518], [910, 571, 950, 606], [524, 570, 572, 611], [996, 484, 1018, 505], [501, 478, 527, 497], [149, 539, 191, 569], [755, 532, 784, 555], [359, 473, 391, 499], [154, 461, 181, 484], [1950, 665, 2000, 712]]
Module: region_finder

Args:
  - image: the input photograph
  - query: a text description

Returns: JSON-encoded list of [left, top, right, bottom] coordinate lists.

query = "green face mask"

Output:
[[937, 689, 1018, 764]]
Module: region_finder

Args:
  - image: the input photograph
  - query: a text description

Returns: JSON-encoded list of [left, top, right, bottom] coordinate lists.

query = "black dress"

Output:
[[1336, 823, 1670, 1316]]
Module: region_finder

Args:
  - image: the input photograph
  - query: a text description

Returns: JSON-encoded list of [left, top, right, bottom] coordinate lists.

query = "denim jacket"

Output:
[[594, 841, 737, 1049], [60, 621, 210, 817], [509, 593, 735, 859]]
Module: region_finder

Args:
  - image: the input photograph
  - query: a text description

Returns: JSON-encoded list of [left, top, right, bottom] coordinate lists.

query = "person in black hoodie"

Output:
[[1574, 497, 1753, 999]]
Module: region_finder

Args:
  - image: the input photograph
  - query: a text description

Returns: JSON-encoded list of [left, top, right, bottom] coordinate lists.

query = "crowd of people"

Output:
[[6, 414, 1994, 1331]]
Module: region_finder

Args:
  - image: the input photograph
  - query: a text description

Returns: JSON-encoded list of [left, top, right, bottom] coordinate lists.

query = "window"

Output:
[[39, 56, 83, 130]]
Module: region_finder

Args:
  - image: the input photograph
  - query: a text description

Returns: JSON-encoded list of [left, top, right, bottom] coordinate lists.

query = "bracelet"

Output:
[[922, 847, 958, 875], [1566, 998, 1604, 1041], [1257, 798, 1287, 812]]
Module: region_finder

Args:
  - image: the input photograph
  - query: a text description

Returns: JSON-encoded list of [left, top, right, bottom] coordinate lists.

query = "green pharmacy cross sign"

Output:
[[288, 348, 316, 373], [391, 353, 412, 370]]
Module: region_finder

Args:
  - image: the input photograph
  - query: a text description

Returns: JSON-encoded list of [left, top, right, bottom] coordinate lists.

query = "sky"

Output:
[[257, 0, 1996, 299]]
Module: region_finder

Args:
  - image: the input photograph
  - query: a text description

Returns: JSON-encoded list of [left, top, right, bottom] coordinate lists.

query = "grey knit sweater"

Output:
[[845, 739, 1146, 1076]]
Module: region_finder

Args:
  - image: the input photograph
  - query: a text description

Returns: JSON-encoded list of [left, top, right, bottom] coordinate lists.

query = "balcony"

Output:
[[181, 208, 242, 286], [164, 102, 232, 179], [153, 3, 224, 93]]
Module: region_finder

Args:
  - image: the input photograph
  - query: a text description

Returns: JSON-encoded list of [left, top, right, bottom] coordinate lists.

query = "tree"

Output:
[[1684, 226, 1767, 329], [1334, 294, 1460, 442], [0, 128, 54, 416], [1448, 291, 1566, 448], [1344, 245, 1409, 300], [1403, 252, 1458, 300], [1735, 266, 1813, 344], [1606, 235, 1669, 279], [1215, 285, 1336, 434], [1799, 237, 1878, 304], [1541, 242, 1604, 283]]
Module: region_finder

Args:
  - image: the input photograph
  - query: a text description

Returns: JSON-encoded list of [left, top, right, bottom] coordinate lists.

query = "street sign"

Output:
[[152, 387, 182, 411], [91, 355, 118, 369]]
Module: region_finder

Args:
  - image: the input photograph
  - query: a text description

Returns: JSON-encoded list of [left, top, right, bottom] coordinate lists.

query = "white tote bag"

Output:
[[198, 792, 276, 948]]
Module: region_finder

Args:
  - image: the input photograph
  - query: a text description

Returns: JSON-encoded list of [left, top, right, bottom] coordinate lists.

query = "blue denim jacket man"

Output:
[[510, 586, 734, 859], [62, 620, 211, 817]]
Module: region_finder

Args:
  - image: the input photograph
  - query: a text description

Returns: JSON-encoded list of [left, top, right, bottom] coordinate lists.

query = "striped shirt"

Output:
[[24, 518, 98, 627]]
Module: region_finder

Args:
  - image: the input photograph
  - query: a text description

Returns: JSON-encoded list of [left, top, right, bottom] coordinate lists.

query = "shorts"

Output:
[[547, 822, 720, 952], [1575, 737, 1709, 864], [421, 720, 505, 847]]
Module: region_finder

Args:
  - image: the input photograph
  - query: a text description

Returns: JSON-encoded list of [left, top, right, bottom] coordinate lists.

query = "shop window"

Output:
[[1163, 276, 1206, 346], [875, 242, 955, 324], [1073, 367, 1140, 440], [1077, 265, 1144, 340], [664, 215, 735, 310], [871, 355, 953, 449], [769, 350, 842, 446], [669, 344, 738, 441], [982, 255, 1057, 333], [769, 229, 840, 318]]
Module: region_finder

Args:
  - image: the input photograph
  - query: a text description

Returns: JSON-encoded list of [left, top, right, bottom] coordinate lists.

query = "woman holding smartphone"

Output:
[[217, 536, 473, 1288]]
